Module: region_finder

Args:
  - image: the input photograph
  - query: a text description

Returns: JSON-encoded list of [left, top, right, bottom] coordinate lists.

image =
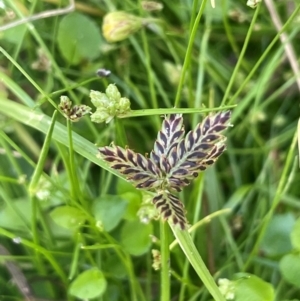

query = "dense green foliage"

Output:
[[0, 0, 300, 300]]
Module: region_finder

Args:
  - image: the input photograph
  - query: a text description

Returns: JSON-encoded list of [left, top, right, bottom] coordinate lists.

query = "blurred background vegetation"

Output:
[[0, 0, 300, 300]]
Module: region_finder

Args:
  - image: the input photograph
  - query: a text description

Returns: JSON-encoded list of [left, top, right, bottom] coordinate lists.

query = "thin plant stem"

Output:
[[82, 231, 143, 301], [1, 3, 99, 139], [0, 132, 25, 178], [265, 0, 300, 92], [243, 128, 298, 270], [160, 221, 170, 301], [192, 17, 211, 127], [29, 110, 58, 192], [0, 186, 31, 232], [67, 120, 82, 204], [28, 111, 58, 297], [220, 2, 261, 106], [223, 3, 300, 106], [141, 29, 158, 110], [0, 70, 35, 107], [145, 251, 152, 301], [0, 0, 75, 31], [179, 176, 204, 301], [221, 0, 250, 71], [68, 234, 81, 280], [101, 231, 144, 301], [189, 0, 200, 35], [115, 118, 127, 147], [0, 227, 67, 283], [129, 37, 172, 108], [140, 28, 160, 130], [13, 123, 41, 158], [0, 245, 35, 300], [169, 209, 231, 250], [123, 255, 145, 301], [170, 225, 226, 301], [174, 0, 208, 108], [0, 47, 57, 108]]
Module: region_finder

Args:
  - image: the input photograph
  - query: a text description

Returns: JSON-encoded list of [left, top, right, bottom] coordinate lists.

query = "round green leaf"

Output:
[[260, 213, 295, 256], [50, 206, 86, 229], [279, 254, 300, 288], [57, 12, 102, 65], [234, 273, 274, 301], [69, 268, 107, 299], [121, 220, 153, 256], [291, 218, 300, 250], [93, 195, 128, 232]]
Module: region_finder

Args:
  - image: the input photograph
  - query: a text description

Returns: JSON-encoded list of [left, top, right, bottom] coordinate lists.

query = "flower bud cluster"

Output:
[[102, 11, 144, 42], [59, 96, 91, 122], [90, 84, 131, 123]]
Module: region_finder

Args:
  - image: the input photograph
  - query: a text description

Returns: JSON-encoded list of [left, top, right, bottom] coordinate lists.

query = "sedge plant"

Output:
[[90, 84, 231, 301]]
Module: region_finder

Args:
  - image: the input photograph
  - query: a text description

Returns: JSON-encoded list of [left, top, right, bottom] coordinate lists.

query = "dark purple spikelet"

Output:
[[166, 111, 231, 192], [150, 114, 185, 171], [152, 190, 187, 230], [99, 145, 163, 190]]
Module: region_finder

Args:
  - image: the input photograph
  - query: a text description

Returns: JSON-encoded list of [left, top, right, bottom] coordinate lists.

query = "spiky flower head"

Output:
[[153, 111, 231, 192], [99, 111, 231, 229]]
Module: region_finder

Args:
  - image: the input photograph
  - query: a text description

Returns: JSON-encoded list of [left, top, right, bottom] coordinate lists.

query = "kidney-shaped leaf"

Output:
[[93, 195, 128, 232], [69, 268, 107, 299], [121, 220, 153, 256], [260, 213, 295, 256], [279, 254, 300, 288], [57, 12, 102, 65], [234, 273, 274, 301], [50, 206, 86, 229]]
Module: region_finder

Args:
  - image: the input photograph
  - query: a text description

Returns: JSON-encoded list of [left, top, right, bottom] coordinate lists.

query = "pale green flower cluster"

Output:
[[218, 278, 235, 300], [90, 84, 131, 123]]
